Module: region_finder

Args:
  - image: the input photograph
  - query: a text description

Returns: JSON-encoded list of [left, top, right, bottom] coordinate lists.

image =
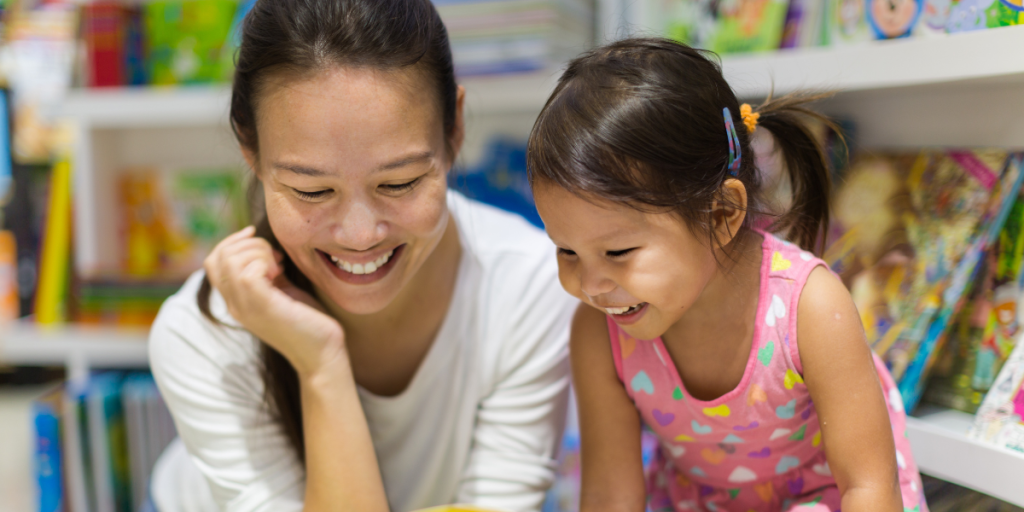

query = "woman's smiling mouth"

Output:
[[318, 244, 405, 284]]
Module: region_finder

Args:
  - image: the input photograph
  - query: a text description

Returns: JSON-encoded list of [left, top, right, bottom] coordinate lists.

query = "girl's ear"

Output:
[[711, 178, 748, 249]]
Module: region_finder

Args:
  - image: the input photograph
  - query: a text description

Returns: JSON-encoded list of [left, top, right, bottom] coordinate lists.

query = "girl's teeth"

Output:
[[330, 249, 395, 275], [605, 304, 641, 315]]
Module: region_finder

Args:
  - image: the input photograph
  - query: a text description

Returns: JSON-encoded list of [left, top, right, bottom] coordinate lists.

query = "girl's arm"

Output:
[[572, 304, 647, 512], [797, 267, 903, 512], [205, 227, 390, 512]]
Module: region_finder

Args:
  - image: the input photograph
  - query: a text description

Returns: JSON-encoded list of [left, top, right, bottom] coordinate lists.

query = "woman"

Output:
[[147, 1, 576, 510]]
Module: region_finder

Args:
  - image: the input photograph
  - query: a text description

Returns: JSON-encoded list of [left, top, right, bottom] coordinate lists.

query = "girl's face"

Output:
[[247, 66, 463, 315], [534, 183, 720, 341]]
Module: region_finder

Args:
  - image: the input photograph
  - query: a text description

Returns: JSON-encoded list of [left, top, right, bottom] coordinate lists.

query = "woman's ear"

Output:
[[241, 145, 260, 178], [448, 85, 466, 163], [711, 178, 748, 249]]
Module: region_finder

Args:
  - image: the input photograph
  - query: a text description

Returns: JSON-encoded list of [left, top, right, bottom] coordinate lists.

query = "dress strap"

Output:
[[606, 316, 626, 384]]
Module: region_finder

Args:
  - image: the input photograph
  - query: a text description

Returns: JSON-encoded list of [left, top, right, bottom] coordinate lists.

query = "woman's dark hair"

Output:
[[527, 38, 835, 255], [196, 0, 457, 464]]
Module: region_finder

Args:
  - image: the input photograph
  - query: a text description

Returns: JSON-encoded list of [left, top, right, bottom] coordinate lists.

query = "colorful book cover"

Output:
[[83, 2, 127, 87], [946, 0, 1023, 32], [33, 386, 64, 512], [118, 168, 245, 279], [87, 372, 133, 512], [62, 382, 94, 512], [926, 193, 1024, 413], [143, 0, 238, 85], [708, 0, 790, 53], [969, 327, 1024, 453], [824, 0, 873, 45], [826, 151, 1023, 412], [865, 0, 924, 39]]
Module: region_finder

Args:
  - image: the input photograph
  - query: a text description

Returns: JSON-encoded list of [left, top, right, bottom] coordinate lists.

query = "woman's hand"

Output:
[[204, 226, 347, 378]]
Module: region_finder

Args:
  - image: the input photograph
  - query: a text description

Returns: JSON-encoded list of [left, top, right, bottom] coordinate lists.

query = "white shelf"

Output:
[[0, 322, 149, 384], [721, 25, 1024, 99], [907, 404, 1024, 506], [53, 71, 561, 129], [57, 86, 233, 128]]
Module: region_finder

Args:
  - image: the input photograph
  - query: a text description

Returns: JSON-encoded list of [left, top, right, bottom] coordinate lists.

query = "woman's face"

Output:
[[248, 66, 463, 315]]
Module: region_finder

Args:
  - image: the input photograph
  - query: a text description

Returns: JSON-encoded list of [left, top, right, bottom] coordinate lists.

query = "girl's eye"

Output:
[[557, 248, 577, 257], [294, 189, 331, 200], [607, 248, 637, 258], [380, 177, 422, 194]]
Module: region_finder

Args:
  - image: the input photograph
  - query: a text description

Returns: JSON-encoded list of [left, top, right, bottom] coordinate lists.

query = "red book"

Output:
[[84, 2, 126, 87]]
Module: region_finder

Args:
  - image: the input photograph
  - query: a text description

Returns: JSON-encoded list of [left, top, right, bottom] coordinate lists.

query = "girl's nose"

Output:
[[331, 199, 386, 251], [579, 266, 616, 299]]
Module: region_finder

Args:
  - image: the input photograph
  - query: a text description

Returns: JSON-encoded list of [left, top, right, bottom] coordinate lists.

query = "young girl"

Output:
[[527, 39, 927, 512]]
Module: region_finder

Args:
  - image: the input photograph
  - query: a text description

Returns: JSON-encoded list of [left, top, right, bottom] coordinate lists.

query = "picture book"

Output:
[[708, 0, 790, 53], [143, 0, 238, 85], [926, 192, 1024, 413], [969, 327, 1024, 453], [824, 0, 873, 45], [865, 0, 924, 39], [826, 151, 1024, 412], [946, 0, 1023, 33], [87, 372, 133, 512], [118, 168, 246, 279]]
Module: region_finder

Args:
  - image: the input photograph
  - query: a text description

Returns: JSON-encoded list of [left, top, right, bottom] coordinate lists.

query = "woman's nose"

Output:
[[332, 199, 385, 250]]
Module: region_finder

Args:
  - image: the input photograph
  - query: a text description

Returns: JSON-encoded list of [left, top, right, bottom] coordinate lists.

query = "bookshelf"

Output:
[[0, 322, 148, 384], [27, 19, 1024, 508], [908, 406, 1024, 506]]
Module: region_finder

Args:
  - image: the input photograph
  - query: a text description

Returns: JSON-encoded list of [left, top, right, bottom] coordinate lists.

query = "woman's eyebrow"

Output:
[[274, 163, 327, 176], [376, 151, 434, 172], [273, 151, 434, 177]]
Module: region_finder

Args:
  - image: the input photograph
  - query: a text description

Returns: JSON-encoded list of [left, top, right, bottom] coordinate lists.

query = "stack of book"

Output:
[[80, 0, 248, 87], [33, 372, 177, 512], [435, 0, 594, 77]]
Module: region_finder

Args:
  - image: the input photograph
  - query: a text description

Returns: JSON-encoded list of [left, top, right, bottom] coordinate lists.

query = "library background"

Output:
[[0, 0, 1022, 511]]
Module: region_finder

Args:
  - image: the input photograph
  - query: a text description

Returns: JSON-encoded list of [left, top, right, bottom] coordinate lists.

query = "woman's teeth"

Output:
[[605, 303, 643, 315], [328, 249, 394, 275]]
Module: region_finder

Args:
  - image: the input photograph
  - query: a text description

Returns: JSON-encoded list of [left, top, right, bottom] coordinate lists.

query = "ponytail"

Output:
[[197, 180, 309, 464], [753, 92, 838, 256]]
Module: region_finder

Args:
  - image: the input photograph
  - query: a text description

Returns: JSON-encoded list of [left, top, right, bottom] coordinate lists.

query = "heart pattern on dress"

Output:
[[771, 251, 792, 272], [765, 294, 787, 327], [653, 409, 675, 426], [631, 370, 654, 395], [727, 466, 757, 483]]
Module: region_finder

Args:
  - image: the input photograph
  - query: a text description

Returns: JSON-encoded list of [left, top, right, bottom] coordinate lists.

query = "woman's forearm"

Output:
[[301, 356, 389, 512]]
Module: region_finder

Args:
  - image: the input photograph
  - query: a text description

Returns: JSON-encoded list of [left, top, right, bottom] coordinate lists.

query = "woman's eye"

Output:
[[294, 189, 330, 200], [380, 177, 421, 194], [557, 248, 577, 257], [606, 248, 637, 258]]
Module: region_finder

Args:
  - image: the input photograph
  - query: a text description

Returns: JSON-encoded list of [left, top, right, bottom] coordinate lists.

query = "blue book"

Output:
[[33, 387, 63, 512]]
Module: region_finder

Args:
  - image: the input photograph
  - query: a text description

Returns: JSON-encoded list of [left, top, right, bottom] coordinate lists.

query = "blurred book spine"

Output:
[[34, 373, 177, 512]]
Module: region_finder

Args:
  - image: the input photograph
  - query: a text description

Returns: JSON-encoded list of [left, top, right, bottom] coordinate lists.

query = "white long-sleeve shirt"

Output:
[[149, 191, 576, 512]]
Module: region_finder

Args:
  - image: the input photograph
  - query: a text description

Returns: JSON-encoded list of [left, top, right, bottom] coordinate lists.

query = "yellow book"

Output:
[[34, 158, 73, 325]]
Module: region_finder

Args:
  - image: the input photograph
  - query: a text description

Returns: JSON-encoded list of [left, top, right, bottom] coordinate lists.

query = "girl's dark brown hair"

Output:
[[196, 0, 457, 464], [527, 38, 835, 255]]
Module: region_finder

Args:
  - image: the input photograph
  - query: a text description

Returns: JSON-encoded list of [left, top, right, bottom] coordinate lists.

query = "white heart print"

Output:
[[728, 466, 758, 483], [765, 294, 786, 327], [812, 462, 832, 476], [667, 444, 685, 458]]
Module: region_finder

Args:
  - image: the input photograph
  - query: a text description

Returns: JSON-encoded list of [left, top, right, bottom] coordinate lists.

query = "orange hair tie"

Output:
[[740, 103, 759, 133]]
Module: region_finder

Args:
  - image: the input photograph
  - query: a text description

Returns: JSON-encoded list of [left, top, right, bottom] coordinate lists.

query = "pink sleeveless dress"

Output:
[[607, 233, 927, 512]]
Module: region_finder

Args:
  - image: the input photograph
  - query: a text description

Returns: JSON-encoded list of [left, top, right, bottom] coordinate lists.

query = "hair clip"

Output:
[[723, 107, 742, 176]]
